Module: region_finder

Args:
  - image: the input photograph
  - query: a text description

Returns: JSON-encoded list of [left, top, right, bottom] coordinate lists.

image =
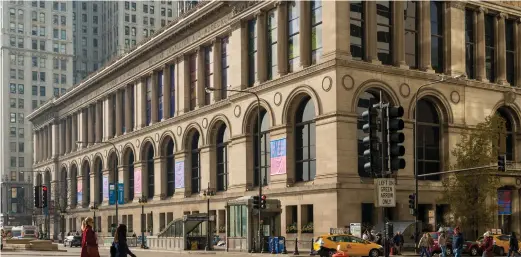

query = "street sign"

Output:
[[375, 178, 396, 207]]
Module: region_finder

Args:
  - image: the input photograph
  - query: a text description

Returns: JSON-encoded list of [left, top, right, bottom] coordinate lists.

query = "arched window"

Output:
[[416, 99, 441, 180], [191, 132, 201, 194], [61, 169, 68, 209], [146, 145, 155, 199], [97, 159, 103, 204], [357, 91, 389, 177], [497, 108, 514, 161], [128, 151, 135, 201], [254, 109, 270, 186], [166, 139, 175, 197], [216, 125, 229, 191], [295, 96, 316, 182]]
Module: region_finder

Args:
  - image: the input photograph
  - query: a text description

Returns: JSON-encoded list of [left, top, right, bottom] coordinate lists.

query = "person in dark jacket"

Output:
[[453, 226, 464, 257], [508, 232, 520, 257], [482, 231, 494, 257], [113, 224, 136, 257]]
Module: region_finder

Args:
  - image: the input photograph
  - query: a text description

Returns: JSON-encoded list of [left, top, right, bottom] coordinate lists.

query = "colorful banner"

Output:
[[103, 175, 109, 200], [175, 161, 184, 189], [270, 138, 287, 175], [134, 168, 142, 195], [498, 190, 512, 215], [118, 183, 124, 205], [77, 180, 83, 203], [109, 183, 115, 205]]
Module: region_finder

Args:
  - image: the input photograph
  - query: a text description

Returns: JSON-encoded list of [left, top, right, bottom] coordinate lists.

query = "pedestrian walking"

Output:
[[508, 232, 520, 257], [439, 230, 448, 257], [363, 230, 370, 241], [453, 226, 464, 257], [393, 232, 403, 254], [111, 224, 136, 257], [482, 231, 494, 257], [81, 217, 100, 257], [317, 237, 327, 257], [418, 233, 433, 257]]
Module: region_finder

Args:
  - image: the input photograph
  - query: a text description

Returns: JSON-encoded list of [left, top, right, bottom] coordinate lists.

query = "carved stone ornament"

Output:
[[450, 91, 461, 104], [400, 83, 411, 98], [478, 7, 487, 14], [448, 1, 466, 10], [155, 133, 160, 142], [202, 118, 208, 129], [342, 75, 354, 90], [504, 91, 516, 104], [322, 76, 333, 92], [177, 126, 182, 136], [234, 105, 242, 118], [274, 92, 282, 106], [136, 139, 140, 148]]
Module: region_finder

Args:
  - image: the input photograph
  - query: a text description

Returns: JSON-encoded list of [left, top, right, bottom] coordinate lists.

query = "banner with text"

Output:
[[175, 161, 184, 188], [270, 138, 287, 175], [103, 175, 109, 200], [77, 180, 83, 203], [118, 183, 124, 205], [134, 168, 142, 195], [498, 190, 512, 215], [109, 183, 115, 205]]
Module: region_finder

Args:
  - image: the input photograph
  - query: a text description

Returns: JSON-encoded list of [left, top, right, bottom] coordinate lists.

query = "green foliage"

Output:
[[440, 114, 505, 234]]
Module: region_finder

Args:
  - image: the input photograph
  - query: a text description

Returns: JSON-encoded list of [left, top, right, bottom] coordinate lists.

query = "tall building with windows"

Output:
[[72, 1, 184, 84], [0, 0, 74, 226], [28, 0, 521, 247]]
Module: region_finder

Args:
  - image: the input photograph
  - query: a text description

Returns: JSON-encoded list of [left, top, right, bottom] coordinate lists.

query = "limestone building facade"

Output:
[[28, 0, 521, 241]]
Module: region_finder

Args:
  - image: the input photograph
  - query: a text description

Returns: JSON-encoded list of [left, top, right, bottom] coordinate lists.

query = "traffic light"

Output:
[[408, 193, 416, 216], [362, 106, 380, 176], [42, 185, 48, 208], [252, 195, 260, 209], [498, 155, 506, 172], [34, 186, 41, 208], [260, 195, 267, 209], [387, 106, 406, 172]]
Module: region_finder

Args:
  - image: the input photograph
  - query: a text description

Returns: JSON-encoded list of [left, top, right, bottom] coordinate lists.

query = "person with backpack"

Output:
[[111, 224, 136, 257]]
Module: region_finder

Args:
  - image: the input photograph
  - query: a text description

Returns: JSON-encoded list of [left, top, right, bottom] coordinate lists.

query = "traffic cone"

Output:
[[390, 246, 394, 256]]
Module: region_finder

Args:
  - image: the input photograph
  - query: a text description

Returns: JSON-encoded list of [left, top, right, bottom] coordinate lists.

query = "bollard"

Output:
[[293, 238, 300, 255], [309, 238, 314, 255], [282, 237, 288, 254]]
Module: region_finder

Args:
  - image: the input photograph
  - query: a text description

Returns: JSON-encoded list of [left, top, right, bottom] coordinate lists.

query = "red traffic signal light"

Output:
[[42, 186, 48, 208], [260, 195, 267, 209], [261, 195, 266, 200], [42, 186, 48, 191]]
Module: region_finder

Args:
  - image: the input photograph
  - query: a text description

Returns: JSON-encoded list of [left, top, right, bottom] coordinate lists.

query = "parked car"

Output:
[[463, 240, 482, 256], [63, 235, 82, 247]]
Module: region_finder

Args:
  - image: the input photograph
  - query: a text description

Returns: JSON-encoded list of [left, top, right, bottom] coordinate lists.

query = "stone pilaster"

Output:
[[476, 7, 487, 82], [162, 64, 172, 120], [71, 113, 78, 152], [104, 97, 113, 139], [65, 117, 71, 154], [196, 48, 206, 108], [151, 71, 159, 124], [445, 2, 466, 76], [136, 78, 146, 130], [393, 1, 407, 68], [87, 105, 94, 146], [277, 2, 288, 77], [497, 13, 508, 85], [125, 85, 134, 133], [47, 125, 52, 159], [173, 152, 190, 198], [79, 109, 87, 149], [52, 121, 58, 157], [322, 1, 350, 60], [33, 131, 38, 162], [153, 157, 165, 201], [256, 11, 268, 83], [419, 1, 433, 72], [365, 1, 380, 64], [115, 90, 123, 136], [299, 2, 311, 68], [213, 39, 223, 102], [517, 19, 521, 87]]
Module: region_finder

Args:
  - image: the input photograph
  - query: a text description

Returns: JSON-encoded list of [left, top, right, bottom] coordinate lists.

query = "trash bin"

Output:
[[278, 236, 285, 253], [271, 237, 279, 253]]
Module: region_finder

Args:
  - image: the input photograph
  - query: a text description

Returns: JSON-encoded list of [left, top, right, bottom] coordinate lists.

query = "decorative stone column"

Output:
[[136, 78, 147, 130], [365, 1, 380, 64], [125, 84, 134, 133], [65, 117, 71, 154], [33, 131, 39, 162], [497, 13, 508, 85], [196, 48, 206, 108], [476, 7, 487, 82], [212, 39, 223, 102], [420, 1, 433, 72], [151, 72, 159, 124], [47, 125, 52, 159], [71, 113, 78, 151], [162, 64, 172, 120], [277, 2, 288, 77], [393, 1, 407, 68], [87, 105, 94, 146], [299, 1, 311, 68], [115, 90, 123, 136], [517, 19, 521, 87], [256, 11, 268, 83], [52, 121, 58, 158], [153, 157, 165, 201], [80, 108, 87, 149]]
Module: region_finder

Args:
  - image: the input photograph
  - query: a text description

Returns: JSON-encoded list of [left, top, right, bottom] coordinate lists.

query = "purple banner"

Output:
[[270, 138, 287, 175], [77, 180, 83, 203], [103, 175, 109, 200], [134, 168, 142, 195], [175, 161, 185, 189], [498, 190, 512, 215]]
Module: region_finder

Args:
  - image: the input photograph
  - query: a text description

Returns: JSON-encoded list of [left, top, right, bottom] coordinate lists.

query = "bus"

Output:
[[11, 226, 38, 239]]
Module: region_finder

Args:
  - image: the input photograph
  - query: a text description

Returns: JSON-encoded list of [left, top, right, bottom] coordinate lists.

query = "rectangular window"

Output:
[[221, 37, 229, 100], [189, 54, 197, 111], [19, 157, 24, 167], [158, 71, 164, 120], [465, 9, 476, 79], [267, 10, 278, 80], [247, 19, 257, 86], [350, 1, 365, 61], [10, 142, 17, 152], [485, 14, 496, 82], [376, 1, 392, 65], [32, 86, 37, 96], [19, 143, 24, 153], [18, 84, 24, 94], [506, 19, 515, 85], [18, 99, 24, 109], [430, 1, 444, 73], [40, 86, 46, 96], [288, 1, 300, 72], [404, 1, 418, 69], [146, 77, 152, 125], [170, 65, 175, 117], [204, 46, 213, 105], [32, 100, 37, 110], [11, 157, 16, 167], [19, 113, 24, 124], [18, 69, 24, 80], [19, 128, 24, 138], [10, 127, 17, 137], [40, 72, 46, 82], [10, 113, 16, 123], [10, 98, 16, 108], [10, 83, 16, 94], [311, 0, 323, 64]]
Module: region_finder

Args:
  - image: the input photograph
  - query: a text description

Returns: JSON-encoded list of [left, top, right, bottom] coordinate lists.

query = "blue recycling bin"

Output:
[[272, 237, 280, 253], [278, 236, 285, 253]]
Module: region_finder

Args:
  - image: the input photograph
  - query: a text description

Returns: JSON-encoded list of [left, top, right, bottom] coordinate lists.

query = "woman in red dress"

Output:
[[81, 217, 100, 257]]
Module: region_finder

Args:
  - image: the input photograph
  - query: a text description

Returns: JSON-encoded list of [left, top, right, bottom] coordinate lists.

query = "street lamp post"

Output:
[[203, 182, 215, 251], [205, 86, 263, 252], [138, 196, 147, 249], [76, 141, 119, 224], [413, 74, 464, 243], [90, 204, 98, 231]]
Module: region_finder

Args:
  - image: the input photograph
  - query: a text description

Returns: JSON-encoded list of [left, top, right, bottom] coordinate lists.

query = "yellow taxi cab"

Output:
[[313, 234, 383, 257], [477, 234, 521, 256]]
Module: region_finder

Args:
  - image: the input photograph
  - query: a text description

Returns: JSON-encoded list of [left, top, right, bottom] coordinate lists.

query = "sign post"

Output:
[[375, 178, 396, 207]]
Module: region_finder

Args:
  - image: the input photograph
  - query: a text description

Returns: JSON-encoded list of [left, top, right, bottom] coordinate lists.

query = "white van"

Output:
[[11, 226, 38, 239]]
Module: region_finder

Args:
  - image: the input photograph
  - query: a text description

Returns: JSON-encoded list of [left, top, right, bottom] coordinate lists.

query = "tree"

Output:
[[440, 114, 505, 239]]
